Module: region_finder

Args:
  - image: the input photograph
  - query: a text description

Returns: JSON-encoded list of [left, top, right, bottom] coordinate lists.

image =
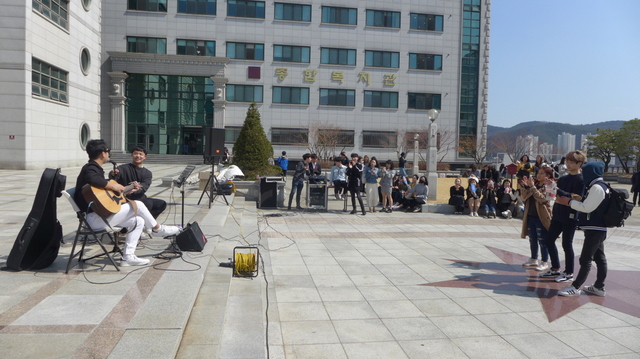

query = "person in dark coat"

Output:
[[631, 169, 640, 206], [346, 153, 366, 215]]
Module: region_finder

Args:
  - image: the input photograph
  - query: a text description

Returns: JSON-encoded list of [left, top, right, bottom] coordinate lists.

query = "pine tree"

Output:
[[232, 103, 274, 174]]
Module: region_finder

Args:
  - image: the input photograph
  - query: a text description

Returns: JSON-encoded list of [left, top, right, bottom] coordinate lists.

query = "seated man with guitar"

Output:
[[109, 145, 167, 218], [74, 139, 180, 266]]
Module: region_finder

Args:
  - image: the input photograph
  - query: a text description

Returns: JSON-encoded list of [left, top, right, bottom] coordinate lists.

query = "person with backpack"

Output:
[[556, 162, 609, 297]]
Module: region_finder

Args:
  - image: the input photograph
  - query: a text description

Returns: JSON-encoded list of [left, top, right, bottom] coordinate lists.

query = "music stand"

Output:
[[198, 163, 229, 208], [174, 165, 196, 227]]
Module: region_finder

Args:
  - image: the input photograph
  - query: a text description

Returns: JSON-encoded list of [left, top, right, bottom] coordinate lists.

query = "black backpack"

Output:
[[596, 182, 633, 227]]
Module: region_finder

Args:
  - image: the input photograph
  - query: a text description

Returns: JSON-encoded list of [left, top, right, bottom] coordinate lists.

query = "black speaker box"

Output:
[[176, 222, 207, 252], [204, 127, 225, 158]]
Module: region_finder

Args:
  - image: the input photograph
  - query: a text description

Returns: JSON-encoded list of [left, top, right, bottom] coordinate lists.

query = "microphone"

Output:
[[109, 160, 117, 171]]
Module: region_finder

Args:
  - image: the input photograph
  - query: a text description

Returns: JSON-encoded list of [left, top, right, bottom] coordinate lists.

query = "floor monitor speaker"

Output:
[[176, 222, 207, 252]]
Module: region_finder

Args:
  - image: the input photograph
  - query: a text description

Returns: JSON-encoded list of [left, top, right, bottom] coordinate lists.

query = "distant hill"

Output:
[[487, 121, 624, 146]]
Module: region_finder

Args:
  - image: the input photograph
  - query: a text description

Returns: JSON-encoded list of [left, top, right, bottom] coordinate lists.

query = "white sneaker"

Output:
[[153, 224, 180, 237], [522, 258, 538, 267], [554, 272, 574, 283], [121, 255, 150, 266], [558, 285, 582, 297], [535, 262, 549, 271], [474, 212, 479, 217], [583, 285, 606, 297]]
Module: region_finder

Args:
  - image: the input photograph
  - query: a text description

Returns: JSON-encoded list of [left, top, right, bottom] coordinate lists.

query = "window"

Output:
[[364, 91, 398, 108], [365, 50, 399, 68], [82, 0, 91, 11], [127, 37, 167, 54], [320, 48, 356, 66], [32, 0, 68, 29], [32, 58, 68, 103], [225, 126, 242, 143], [409, 53, 442, 71], [227, 0, 265, 18], [128, 0, 167, 12], [335, 130, 355, 146], [80, 48, 91, 75], [410, 13, 443, 31], [366, 10, 400, 28], [273, 87, 309, 104], [178, 0, 216, 15], [271, 128, 308, 145], [226, 42, 264, 60], [408, 93, 441, 110], [275, 3, 311, 22], [273, 45, 310, 63], [226, 85, 263, 102], [80, 123, 90, 149], [321, 6, 357, 25], [320, 89, 355, 106], [363, 131, 397, 148], [177, 39, 215, 56]]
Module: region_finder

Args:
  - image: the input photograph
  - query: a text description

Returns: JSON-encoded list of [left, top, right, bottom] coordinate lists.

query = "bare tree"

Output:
[[298, 122, 346, 161], [490, 131, 529, 163], [458, 135, 487, 164]]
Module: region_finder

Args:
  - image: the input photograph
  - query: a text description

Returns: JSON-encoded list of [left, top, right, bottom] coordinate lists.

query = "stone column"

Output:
[[211, 76, 228, 128], [108, 72, 128, 153], [426, 121, 438, 201], [412, 134, 420, 177]]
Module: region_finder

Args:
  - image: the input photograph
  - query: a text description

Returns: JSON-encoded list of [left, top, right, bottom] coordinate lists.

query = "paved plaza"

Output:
[[1, 165, 640, 358]]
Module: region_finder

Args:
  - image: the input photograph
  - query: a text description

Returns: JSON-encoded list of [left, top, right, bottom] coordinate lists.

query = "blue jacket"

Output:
[[364, 166, 379, 184], [276, 156, 288, 171]]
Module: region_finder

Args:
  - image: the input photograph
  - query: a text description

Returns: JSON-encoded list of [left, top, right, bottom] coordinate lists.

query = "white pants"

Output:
[[86, 201, 157, 256], [365, 183, 379, 207]]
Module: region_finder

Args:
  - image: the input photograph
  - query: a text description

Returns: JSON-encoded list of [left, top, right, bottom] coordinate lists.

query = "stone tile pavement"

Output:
[[0, 165, 639, 358]]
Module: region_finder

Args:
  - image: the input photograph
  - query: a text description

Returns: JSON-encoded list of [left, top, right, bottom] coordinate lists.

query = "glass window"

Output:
[[366, 9, 400, 28], [128, 0, 167, 12], [410, 13, 443, 31], [321, 6, 357, 25], [409, 53, 443, 71], [408, 93, 442, 110], [364, 91, 398, 108], [319, 89, 355, 106], [177, 39, 215, 56], [32, 0, 68, 29], [32, 57, 68, 103], [274, 3, 311, 22], [80, 123, 90, 149], [226, 42, 264, 60], [227, 0, 265, 18], [362, 131, 397, 148], [178, 0, 216, 15], [271, 128, 308, 145], [82, 0, 91, 11], [335, 130, 355, 146], [273, 45, 310, 63], [127, 37, 167, 54], [80, 48, 91, 75], [225, 126, 242, 143], [226, 84, 263, 102], [365, 50, 399, 68], [273, 87, 309, 104], [320, 48, 356, 66]]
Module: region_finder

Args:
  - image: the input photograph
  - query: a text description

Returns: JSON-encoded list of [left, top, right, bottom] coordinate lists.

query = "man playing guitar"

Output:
[[74, 139, 180, 266]]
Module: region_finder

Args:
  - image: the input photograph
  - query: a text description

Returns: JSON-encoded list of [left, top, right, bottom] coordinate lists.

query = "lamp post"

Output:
[[426, 109, 439, 201], [412, 133, 419, 176]]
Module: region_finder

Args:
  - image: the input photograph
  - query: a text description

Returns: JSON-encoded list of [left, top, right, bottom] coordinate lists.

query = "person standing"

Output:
[[520, 168, 553, 271], [557, 162, 609, 297], [364, 158, 380, 212], [287, 153, 311, 210], [631, 168, 640, 206], [346, 153, 366, 215], [398, 152, 407, 176], [276, 151, 288, 180], [308, 154, 322, 183], [110, 145, 167, 218], [379, 160, 396, 213], [539, 151, 585, 283], [329, 157, 347, 199], [222, 147, 231, 164]]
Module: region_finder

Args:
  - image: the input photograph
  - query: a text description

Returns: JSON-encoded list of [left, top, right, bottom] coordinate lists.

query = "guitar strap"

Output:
[[128, 199, 138, 216]]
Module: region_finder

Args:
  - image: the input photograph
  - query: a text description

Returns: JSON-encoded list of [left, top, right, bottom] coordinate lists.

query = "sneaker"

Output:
[[469, 212, 475, 217], [583, 285, 606, 297], [412, 207, 422, 213], [120, 255, 150, 266], [539, 269, 561, 278], [522, 258, 538, 267], [152, 225, 180, 237], [535, 262, 549, 271], [554, 272, 574, 283], [474, 212, 479, 217], [558, 285, 582, 297]]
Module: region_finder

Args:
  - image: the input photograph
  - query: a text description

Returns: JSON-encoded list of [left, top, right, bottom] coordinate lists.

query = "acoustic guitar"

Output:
[[82, 180, 137, 218]]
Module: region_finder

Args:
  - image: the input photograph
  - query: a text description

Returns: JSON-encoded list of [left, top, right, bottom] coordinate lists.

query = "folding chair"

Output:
[[63, 188, 122, 273]]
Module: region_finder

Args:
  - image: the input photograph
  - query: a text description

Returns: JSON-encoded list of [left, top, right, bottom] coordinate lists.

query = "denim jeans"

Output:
[[483, 202, 496, 213], [573, 230, 607, 289], [527, 216, 549, 262], [546, 219, 576, 273], [288, 179, 304, 207]]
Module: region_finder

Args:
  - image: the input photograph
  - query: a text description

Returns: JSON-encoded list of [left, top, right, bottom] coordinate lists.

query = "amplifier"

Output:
[[176, 222, 207, 252]]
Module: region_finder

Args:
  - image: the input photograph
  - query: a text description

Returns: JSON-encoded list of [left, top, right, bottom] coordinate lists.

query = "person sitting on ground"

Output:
[[75, 140, 180, 266], [481, 180, 498, 218], [329, 156, 347, 200], [468, 164, 481, 179], [466, 175, 481, 217], [449, 178, 465, 214], [110, 145, 167, 219], [379, 160, 396, 213], [480, 164, 493, 189], [497, 179, 517, 218], [402, 176, 428, 212], [409, 174, 419, 189], [391, 174, 408, 209]]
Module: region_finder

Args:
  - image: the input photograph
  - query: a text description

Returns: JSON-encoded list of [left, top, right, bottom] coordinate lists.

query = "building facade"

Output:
[[557, 132, 576, 156], [0, 0, 490, 169]]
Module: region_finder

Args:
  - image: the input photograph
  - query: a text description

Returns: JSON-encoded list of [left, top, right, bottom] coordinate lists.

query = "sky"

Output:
[[488, 1, 640, 128]]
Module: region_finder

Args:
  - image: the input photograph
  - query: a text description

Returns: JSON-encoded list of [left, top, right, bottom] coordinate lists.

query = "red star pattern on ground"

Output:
[[421, 246, 640, 322]]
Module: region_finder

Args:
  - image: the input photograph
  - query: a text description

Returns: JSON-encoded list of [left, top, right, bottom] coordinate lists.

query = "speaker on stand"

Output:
[[199, 128, 229, 207]]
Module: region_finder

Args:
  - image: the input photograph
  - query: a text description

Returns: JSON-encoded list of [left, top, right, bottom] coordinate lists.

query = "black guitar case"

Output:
[[5, 168, 66, 271]]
